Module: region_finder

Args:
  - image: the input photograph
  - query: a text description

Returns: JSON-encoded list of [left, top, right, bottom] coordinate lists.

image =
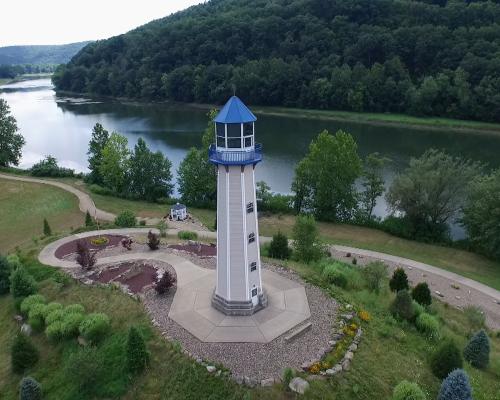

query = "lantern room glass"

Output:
[[215, 122, 254, 150]]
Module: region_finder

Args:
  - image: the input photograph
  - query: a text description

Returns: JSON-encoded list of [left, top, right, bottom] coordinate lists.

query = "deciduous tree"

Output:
[[0, 99, 25, 167]]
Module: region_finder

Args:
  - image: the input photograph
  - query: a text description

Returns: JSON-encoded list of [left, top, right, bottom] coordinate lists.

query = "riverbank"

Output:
[[0, 73, 52, 86]]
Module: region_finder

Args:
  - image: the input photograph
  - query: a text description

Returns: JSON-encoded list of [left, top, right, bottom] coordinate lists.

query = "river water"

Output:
[[3, 78, 500, 238]]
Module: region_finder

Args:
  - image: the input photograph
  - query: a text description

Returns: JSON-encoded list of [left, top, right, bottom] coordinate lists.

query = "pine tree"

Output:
[[11, 334, 39, 373], [9, 267, 37, 299], [464, 329, 490, 369], [437, 369, 472, 400], [0, 255, 11, 295], [389, 268, 409, 292], [43, 218, 52, 236], [412, 282, 432, 306], [268, 231, 291, 259], [390, 290, 415, 321], [19, 376, 42, 400], [85, 211, 94, 227], [126, 326, 149, 374], [431, 339, 463, 379]]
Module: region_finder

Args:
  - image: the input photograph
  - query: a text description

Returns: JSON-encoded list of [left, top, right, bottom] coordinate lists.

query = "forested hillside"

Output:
[[53, 0, 500, 122], [0, 42, 91, 65]]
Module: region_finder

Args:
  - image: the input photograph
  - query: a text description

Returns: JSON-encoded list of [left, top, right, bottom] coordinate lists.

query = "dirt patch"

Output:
[[55, 234, 126, 259], [169, 243, 216, 257]]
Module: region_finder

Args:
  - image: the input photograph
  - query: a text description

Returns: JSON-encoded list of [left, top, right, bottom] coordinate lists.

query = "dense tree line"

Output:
[[54, 0, 500, 122], [0, 42, 90, 65], [0, 64, 57, 79]]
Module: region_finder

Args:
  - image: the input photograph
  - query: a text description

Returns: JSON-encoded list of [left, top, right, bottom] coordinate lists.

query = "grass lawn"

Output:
[[0, 178, 83, 253], [258, 214, 500, 291]]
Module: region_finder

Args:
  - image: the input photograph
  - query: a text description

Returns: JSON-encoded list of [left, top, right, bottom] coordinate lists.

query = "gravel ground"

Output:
[[331, 249, 500, 331]]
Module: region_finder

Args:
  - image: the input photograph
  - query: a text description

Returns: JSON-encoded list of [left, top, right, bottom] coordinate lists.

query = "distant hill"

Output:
[[53, 0, 500, 122], [0, 41, 91, 65]]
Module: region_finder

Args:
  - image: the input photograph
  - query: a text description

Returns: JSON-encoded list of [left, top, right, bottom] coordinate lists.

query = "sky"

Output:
[[0, 0, 204, 47]]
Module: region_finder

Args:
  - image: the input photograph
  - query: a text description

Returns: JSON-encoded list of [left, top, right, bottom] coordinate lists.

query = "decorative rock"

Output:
[[348, 343, 358, 352], [341, 359, 351, 371], [77, 336, 88, 346], [344, 351, 354, 361], [196, 358, 203, 364], [289, 377, 310, 394], [328, 340, 337, 347], [206, 366, 216, 373], [326, 364, 342, 375], [260, 378, 274, 387], [216, 370, 221, 377], [234, 375, 244, 385], [20, 323, 32, 336], [341, 314, 353, 321], [13, 315, 23, 323], [455, 296, 461, 300], [244, 376, 257, 387], [301, 361, 314, 371], [435, 290, 444, 297]]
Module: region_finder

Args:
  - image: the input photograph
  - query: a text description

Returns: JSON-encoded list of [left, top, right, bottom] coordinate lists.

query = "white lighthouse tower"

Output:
[[209, 96, 267, 315]]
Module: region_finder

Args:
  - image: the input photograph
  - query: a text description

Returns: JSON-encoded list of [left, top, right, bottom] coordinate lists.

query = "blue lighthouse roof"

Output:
[[214, 96, 257, 124]]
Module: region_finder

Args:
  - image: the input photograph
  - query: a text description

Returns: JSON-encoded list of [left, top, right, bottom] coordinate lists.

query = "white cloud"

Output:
[[0, 0, 204, 46]]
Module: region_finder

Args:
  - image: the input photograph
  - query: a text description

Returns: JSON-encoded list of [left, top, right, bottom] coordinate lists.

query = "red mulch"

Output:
[[55, 234, 127, 259], [89, 264, 130, 283], [169, 243, 217, 257], [87, 262, 158, 294]]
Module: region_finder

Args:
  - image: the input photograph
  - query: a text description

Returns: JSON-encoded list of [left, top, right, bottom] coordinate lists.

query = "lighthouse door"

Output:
[[251, 287, 258, 306]]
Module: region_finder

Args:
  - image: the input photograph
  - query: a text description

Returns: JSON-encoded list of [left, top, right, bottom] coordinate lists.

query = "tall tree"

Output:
[[127, 138, 173, 201], [359, 152, 389, 220], [0, 99, 25, 167], [87, 123, 110, 184], [292, 130, 362, 222], [99, 132, 130, 193]]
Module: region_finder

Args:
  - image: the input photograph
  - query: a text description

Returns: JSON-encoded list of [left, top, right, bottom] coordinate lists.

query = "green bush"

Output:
[[9, 268, 37, 299], [45, 309, 66, 326], [45, 321, 65, 343], [282, 367, 294, 390], [362, 261, 388, 293], [43, 218, 52, 236], [7, 254, 23, 270], [463, 305, 485, 330], [61, 313, 85, 339], [412, 282, 432, 306], [318, 260, 363, 290], [292, 214, 324, 263], [126, 326, 150, 374], [322, 264, 348, 288], [27, 303, 48, 332], [65, 304, 85, 314], [430, 339, 463, 379], [463, 329, 490, 369], [389, 268, 409, 292], [0, 255, 12, 295], [88, 184, 114, 196], [114, 210, 136, 227], [11, 334, 39, 374], [79, 313, 111, 343], [43, 302, 63, 317], [412, 300, 425, 317], [268, 231, 291, 259], [437, 369, 472, 400], [66, 347, 103, 394], [20, 294, 46, 316], [85, 211, 94, 227], [19, 376, 42, 400], [415, 313, 440, 340], [390, 290, 415, 321], [178, 230, 198, 240], [392, 380, 427, 400]]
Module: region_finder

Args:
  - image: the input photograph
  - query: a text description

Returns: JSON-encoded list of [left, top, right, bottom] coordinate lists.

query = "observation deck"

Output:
[[209, 143, 262, 166]]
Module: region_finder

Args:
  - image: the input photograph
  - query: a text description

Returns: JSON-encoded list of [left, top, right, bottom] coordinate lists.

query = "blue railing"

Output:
[[209, 143, 263, 165]]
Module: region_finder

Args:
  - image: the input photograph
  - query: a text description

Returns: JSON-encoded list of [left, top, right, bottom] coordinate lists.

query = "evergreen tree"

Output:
[[10, 268, 37, 298], [126, 326, 149, 374], [11, 334, 39, 373], [87, 123, 110, 184], [292, 214, 324, 263], [0, 255, 11, 295], [437, 369, 472, 400], [431, 340, 463, 379], [19, 376, 42, 400], [43, 218, 51, 236], [268, 231, 291, 260], [0, 99, 25, 167], [389, 268, 409, 292], [85, 211, 94, 227], [390, 290, 415, 321], [463, 329, 490, 369], [412, 282, 432, 306]]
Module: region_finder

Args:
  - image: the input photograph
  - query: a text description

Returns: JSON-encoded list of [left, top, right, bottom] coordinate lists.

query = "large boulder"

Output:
[[289, 377, 309, 394]]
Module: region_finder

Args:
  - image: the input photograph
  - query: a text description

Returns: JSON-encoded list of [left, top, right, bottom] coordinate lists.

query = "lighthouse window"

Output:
[[217, 136, 225, 147], [248, 233, 255, 243], [227, 137, 241, 148], [251, 288, 258, 297], [244, 136, 252, 147], [246, 202, 254, 213], [250, 262, 257, 272], [244, 123, 253, 136], [227, 123, 241, 137]]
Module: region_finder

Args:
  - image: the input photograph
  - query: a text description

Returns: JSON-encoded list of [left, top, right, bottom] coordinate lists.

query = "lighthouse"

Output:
[[209, 96, 267, 315]]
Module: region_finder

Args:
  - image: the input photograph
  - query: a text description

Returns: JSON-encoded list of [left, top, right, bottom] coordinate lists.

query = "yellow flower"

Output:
[[359, 310, 371, 322]]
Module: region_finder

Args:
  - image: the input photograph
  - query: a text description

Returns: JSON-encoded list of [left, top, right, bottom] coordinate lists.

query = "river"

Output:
[[3, 78, 500, 238]]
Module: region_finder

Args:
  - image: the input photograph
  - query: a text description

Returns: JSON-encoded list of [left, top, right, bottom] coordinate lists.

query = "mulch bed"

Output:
[[88, 262, 158, 294], [55, 234, 126, 259], [169, 243, 216, 257]]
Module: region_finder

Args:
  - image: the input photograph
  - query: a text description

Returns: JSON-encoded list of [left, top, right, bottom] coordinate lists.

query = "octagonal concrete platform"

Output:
[[169, 269, 311, 343]]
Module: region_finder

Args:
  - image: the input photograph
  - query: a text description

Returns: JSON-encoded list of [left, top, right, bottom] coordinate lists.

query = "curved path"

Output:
[[2, 173, 499, 328]]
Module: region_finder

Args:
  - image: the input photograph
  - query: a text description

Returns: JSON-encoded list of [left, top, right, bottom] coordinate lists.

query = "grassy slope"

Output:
[[0, 178, 83, 253]]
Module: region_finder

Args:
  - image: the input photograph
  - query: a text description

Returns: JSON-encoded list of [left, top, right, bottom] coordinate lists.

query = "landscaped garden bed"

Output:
[[168, 242, 216, 257], [54, 234, 126, 259]]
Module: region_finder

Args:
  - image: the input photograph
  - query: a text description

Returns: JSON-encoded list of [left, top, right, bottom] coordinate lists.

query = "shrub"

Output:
[[139, 219, 146, 226], [463, 305, 485, 330], [412, 282, 432, 306], [437, 369, 472, 400], [126, 326, 150, 374], [79, 313, 111, 343], [45, 309, 66, 325], [43, 302, 63, 317], [10, 268, 37, 299], [147, 230, 160, 250], [45, 321, 65, 343], [318, 260, 363, 290], [352, 257, 358, 265], [268, 231, 291, 260], [61, 312, 85, 339], [121, 237, 133, 250], [76, 240, 97, 270], [7, 253, 23, 270], [158, 221, 167, 238], [178, 230, 197, 240], [27, 303, 47, 332], [43, 218, 52, 236], [415, 313, 440, 340], [431, 340, 463, 379], [464, 329, 490, 369], [392, 380, 426, 400], [155, 271, 176, 295], [19, 376, 42, 400], [412, 301, 425, 317], [389, 268, 409, 292], [0, 255, 12, 295], [20, 294, 46, 316], [362, 261, 387, 293], [66, 347, 103, 394], [11, 334, 39, 374], [30, 155, 74, 177], [114, 210, 136, 227], [322, 264, 348, 288], [85, 210, 94, 227], [282, 367, 294, 390], [390, 290, 415, 321], [65, 304, 85, 314], [292, 214, 324, 263]]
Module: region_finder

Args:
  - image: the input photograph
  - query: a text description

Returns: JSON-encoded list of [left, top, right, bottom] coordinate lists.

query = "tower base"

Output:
[[212, 291, 268, 316]]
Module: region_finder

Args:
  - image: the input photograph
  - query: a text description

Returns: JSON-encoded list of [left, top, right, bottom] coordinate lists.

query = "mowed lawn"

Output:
[[0, 179, 83, 253], [259, 215, 500, 291]]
